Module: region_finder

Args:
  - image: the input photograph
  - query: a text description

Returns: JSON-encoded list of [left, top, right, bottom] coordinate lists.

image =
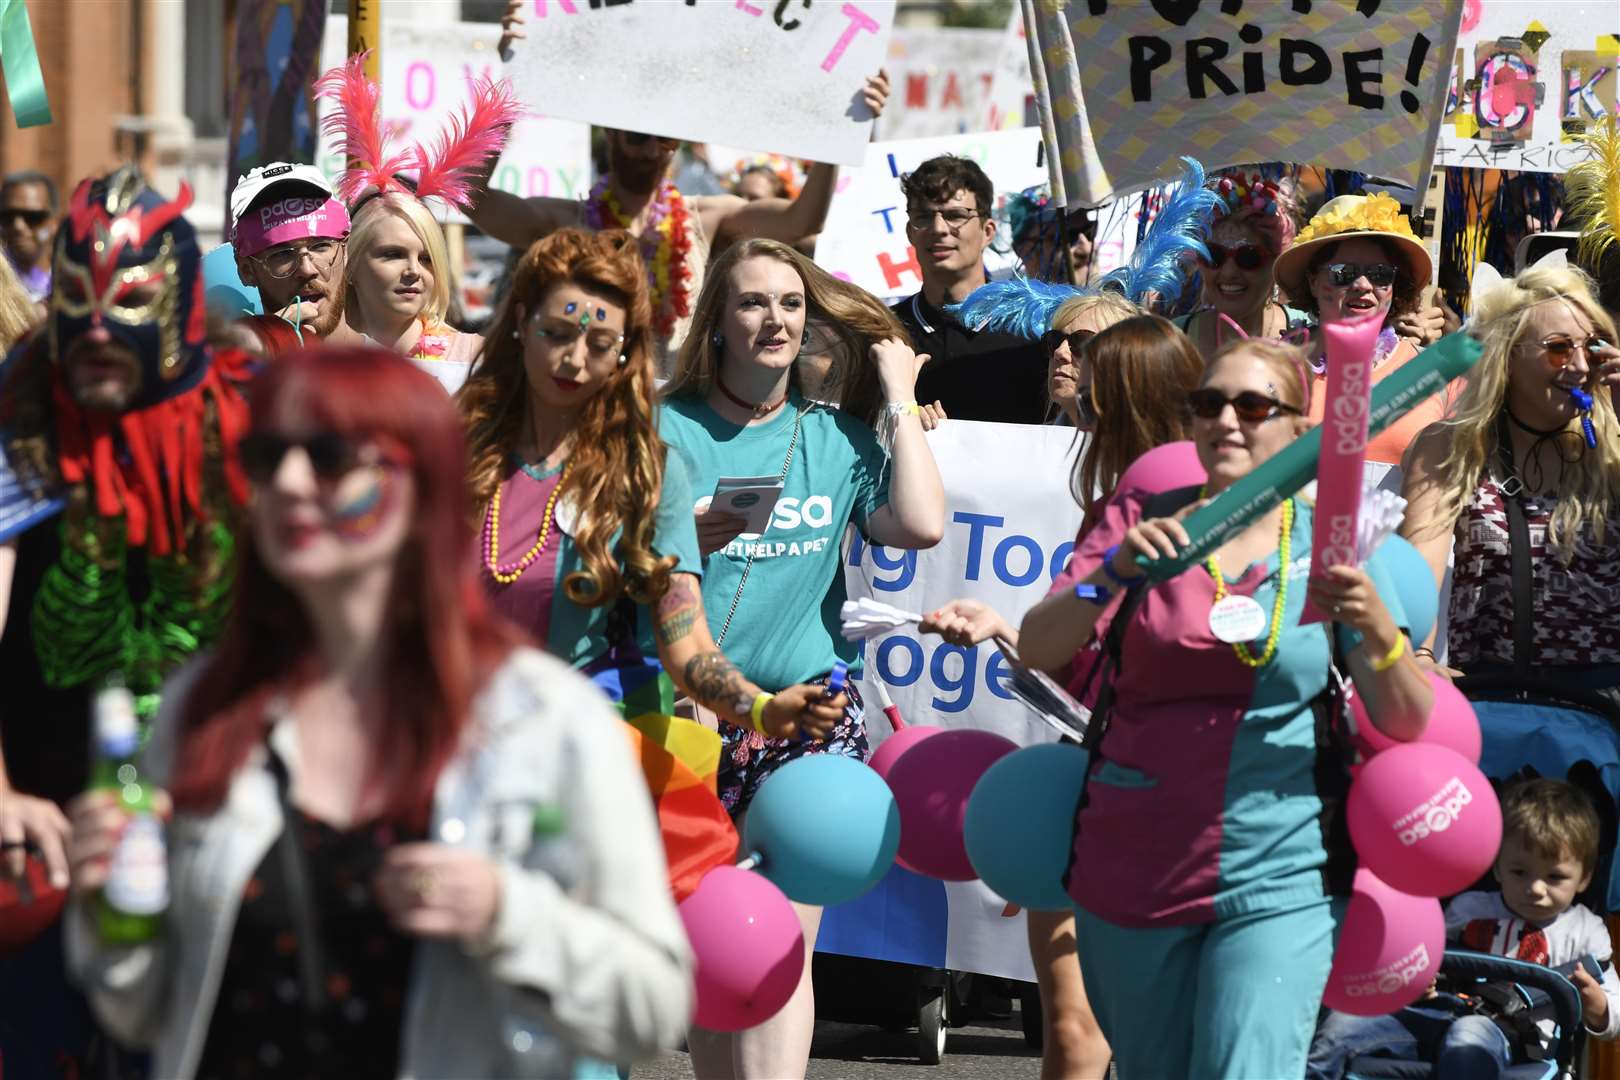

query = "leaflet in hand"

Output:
[[993, 639, 1089, 744], [711, 476, 785, 536]]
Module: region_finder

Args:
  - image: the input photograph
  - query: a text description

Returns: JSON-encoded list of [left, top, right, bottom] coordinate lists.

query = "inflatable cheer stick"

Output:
[[1135, 332, 1482, 582]]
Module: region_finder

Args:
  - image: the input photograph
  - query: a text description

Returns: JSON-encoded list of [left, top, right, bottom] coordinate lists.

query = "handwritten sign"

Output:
[[1433, 0, 1617, 174], [877, 27, 1005, 140], [507, 0, 894, 167], [319, 16, 591, 225], [1023, 0, 1464, 207], [814, 128, 1049, 300]]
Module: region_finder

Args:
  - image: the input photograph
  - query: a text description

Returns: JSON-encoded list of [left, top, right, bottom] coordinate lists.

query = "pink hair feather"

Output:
[[409, 73, 525, 210], [314, 51, 413, 204]]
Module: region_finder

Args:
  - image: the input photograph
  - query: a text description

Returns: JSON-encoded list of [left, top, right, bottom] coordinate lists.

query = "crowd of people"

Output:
[[0, 8, 1616, 1080]]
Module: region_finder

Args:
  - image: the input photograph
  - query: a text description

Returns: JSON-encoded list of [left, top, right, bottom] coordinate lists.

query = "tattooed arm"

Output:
[[654, 573, 845, 740]]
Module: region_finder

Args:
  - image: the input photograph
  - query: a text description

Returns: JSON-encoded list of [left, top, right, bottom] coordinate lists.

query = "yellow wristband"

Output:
[[750, 692, 774, 734], [1370, 633, 1408, 673]]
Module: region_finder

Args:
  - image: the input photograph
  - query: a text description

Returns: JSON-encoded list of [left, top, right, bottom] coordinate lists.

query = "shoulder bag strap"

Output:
[[714, 407, 804, 648], [265, 746, 329, 1017], [1494, 411, 1536, 677]]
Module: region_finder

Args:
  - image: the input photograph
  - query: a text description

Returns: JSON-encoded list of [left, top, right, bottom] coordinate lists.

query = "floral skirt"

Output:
[[718, 673, 868, 817]]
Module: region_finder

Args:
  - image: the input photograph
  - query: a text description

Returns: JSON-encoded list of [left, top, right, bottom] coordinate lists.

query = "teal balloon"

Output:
[[203, 243, 262, 318], [744, 756, 899, 907], [964, 743, 1088, 912], [1375, 534, 1439, 648]]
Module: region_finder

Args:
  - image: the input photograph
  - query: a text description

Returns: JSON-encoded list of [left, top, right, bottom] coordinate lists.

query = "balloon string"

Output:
[[736, 850, 765, 872]]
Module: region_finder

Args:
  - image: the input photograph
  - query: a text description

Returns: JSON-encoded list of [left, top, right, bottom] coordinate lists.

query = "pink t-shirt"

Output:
[[480, 466, 564, 644]]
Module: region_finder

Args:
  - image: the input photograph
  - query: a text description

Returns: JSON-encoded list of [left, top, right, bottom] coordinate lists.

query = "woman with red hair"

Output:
[[62, 347, 690, 1078]]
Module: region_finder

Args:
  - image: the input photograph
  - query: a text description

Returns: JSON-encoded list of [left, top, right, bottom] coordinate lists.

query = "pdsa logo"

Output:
[[1344, 943, 1433, 997], [1392, 777, 1473, 846]]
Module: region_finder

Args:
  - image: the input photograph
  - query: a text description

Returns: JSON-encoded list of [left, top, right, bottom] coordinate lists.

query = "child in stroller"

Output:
[[1307, 779, 1620, 1079]]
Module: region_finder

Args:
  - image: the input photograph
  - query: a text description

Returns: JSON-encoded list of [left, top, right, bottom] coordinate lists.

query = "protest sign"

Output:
[[813, 128, 1049, 300], [984, 8, 1036, 133], [1433, 0, 1617, 174], [506, 0, 893, 167], [1022, 0, 1464, 207], [318, 17, 591, 225], [877, 27, 1004, 140], [816, 421, 1083, 981]]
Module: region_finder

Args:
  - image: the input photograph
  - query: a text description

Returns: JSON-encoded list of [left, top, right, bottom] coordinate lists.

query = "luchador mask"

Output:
[[49, 167, 208, 411]]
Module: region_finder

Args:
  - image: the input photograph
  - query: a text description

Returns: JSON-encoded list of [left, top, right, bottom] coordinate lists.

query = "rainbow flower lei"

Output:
[[584, 177, 692, 338]]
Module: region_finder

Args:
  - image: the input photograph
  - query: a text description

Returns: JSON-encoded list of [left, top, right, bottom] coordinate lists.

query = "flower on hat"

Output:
[[1293, 192, 1415, 246]]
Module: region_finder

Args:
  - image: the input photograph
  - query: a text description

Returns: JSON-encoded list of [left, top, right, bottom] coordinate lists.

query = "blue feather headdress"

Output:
[[949, 157, 1221, 339]]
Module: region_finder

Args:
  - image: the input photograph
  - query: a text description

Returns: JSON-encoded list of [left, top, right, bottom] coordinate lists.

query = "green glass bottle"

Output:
[[91, 681, 168, 944]]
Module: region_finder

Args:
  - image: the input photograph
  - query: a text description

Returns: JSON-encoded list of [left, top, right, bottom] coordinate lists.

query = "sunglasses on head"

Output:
[[1185, 388, 1302, 423], [0, 208, 49, 228], [1321, 262, 1399, 288], [1041, 328, 1094, 358], [1202, 243, 1267, 271], [1538, 333, 1611, 367], [240, 431, 367, 484], [621, 131, 680, 148]]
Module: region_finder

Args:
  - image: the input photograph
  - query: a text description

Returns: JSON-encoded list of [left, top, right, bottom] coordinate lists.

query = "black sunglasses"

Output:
[[1186, 388, 1302, 423], [1203, 243, 1267, 270], [0, 208, 49, 227], [1041, 328, 1095, 358], [1322, 262, 1399, 288], [240, 431, 364, 483]]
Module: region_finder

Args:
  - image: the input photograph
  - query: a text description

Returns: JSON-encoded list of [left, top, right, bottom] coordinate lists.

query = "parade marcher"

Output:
[[0, 238, 41, 351], [1044, 291, 1139, 428], [476, 0, 889, 369], [1019, 338, 1433, 1079], [228, 162, 353, 351], [891, 155, 1050, 424], [459, 227, 845, 739], [63, 346, 692, 1079], [315, 52, 521, 394], [662, 237, 943, 1080], [0, 165, 253, 1078], [0, 169, 56, 306]]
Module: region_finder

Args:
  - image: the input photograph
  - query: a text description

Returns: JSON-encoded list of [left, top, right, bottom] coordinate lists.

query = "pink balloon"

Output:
[[1323, 868, 1446, 1016], [1115, 441, 1205, 497], [679, 866, 805, 1032], [1348, 743, 1502, 898], [1350, 673, 1482, 764], [886, 729, 1018, 881], [867, 724, 943, 783]]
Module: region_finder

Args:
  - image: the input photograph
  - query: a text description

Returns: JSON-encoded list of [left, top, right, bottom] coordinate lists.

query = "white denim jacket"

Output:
[[65, 647, 693, 1079]]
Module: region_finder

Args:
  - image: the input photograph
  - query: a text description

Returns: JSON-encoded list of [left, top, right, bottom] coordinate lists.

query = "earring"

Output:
[[801, 328, 811, 347], [711, 330, 725, 349], [618, 353, 628, 367], [512, 328, 520, 341]]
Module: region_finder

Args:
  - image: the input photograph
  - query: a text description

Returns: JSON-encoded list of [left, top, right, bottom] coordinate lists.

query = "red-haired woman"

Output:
[[459, 228, 843, 737], [62, 347, 691, 1078]]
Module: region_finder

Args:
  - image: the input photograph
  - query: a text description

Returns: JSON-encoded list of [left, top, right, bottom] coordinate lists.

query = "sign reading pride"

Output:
[[508, 0, 895, 166], [1023, 0, 1464, 206]]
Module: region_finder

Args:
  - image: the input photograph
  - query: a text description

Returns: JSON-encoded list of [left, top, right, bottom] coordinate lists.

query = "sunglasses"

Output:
[[1202, 243, 1267, 271], [1041, 328, 1095, 358], [1539, 334, 1611, 367], [0, 208, 49, 228], [240, 431, 367, 483], [1185, 388, 1302, 423], [1321, 262, 1399, 288], [621, 131, 680, 148]]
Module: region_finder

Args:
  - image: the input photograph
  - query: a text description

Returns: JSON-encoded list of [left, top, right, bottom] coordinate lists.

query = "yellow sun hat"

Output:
[[1272, 192, 1433, 303]]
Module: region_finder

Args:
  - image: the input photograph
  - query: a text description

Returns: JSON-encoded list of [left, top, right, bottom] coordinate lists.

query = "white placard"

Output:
[[984, 8, 1035, 133], [318, 17, 592, 224], [506, 0, 895, 167], [813, 128, 1049, 301], [876, 27, 1005, 141], [1432, 0, 1615, 174]]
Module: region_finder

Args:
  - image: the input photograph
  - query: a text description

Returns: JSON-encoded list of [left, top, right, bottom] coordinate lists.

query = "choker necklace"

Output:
[[1505, 406, 1568, 438], [716, 373, 788, 418]]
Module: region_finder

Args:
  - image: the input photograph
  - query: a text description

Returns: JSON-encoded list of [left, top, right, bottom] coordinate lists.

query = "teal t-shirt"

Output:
[[660, 393, 891, 690]]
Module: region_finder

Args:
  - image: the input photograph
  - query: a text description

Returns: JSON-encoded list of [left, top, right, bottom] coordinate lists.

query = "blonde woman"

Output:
[[1401, 264, 1620, 690], [663, 238, 943, 1080], [343, 192, 482, 393], [0, 248, 40, 351]]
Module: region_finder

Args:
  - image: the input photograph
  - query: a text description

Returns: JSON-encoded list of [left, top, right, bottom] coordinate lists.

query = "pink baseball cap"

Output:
[[230, 163, 351, 257]]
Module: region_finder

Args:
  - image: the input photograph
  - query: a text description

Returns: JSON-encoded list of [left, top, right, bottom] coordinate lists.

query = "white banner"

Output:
[[1432, 0, 1614, 174], [825, 420, 1084, 981], [318, 17, 592, 225], [876, 27, 1005, 141], [813, 128, 1050, 301], [506, 0, 894, 167]]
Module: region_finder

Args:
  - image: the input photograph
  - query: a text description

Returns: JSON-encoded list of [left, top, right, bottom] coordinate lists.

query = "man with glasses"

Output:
[[890, 155, 1050, 424], [0, 170, 57, 304], [229, 163, 353, 345]]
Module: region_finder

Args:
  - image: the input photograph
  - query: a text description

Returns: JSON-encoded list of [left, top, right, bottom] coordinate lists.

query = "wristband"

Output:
[[750, 692, 774, 734], [1073, 582, 1113, 607], [884, 400, 920, 416], [1370, 634, 1408, 673], [1100, 544, 1144, 588]]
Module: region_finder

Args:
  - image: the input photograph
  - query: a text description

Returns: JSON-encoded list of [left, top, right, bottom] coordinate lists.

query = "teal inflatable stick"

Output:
[[0, 0, 50, 128], [1136, 332, 1483, 581]]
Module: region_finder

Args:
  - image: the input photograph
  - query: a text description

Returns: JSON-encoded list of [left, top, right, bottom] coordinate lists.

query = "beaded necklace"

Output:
[[1308, 325, 1398, 375], [1204, 495, 1295, 667], [483, 461, 571, 586], [583, 178, 692, 338]]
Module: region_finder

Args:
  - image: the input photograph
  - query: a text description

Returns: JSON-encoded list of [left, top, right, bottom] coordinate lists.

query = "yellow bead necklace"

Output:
[[483, 462, 571, 586], [1205, 495, 1294, 668]]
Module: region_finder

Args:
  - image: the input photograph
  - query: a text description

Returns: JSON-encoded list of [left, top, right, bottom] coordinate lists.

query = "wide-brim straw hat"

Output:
[[1273, 193, 1433, 302]]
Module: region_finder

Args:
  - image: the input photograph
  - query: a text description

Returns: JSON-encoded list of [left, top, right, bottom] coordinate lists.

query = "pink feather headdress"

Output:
[[314, 51, 524, 210]]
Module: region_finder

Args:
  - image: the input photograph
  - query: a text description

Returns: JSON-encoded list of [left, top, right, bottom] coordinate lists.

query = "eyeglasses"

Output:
[[1538, 334, 1611, 367], [1041, 328, 1095, 358], [0, 208, 49, 228], [1202, 243, 1267, 271], [532, 322, 626, 360], [905, 206, 984, 234], [1185, 388, 1302, 423], [621, 131, 680, 148], [240, 431, 365, 483], [253, 238, 342, 280], [1321, 262, 1399, 288]]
